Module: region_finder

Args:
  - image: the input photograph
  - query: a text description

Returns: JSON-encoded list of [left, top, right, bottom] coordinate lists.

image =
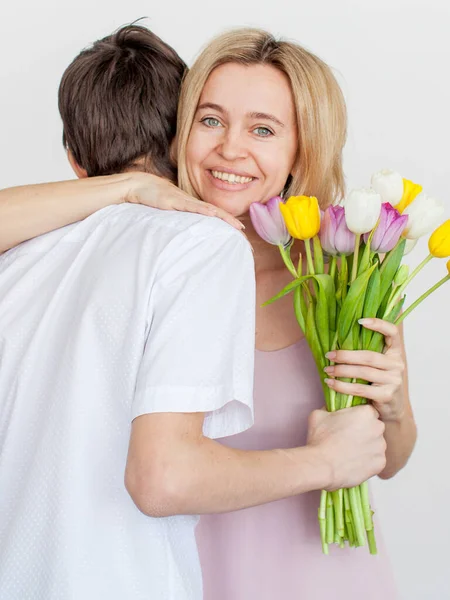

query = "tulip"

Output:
[[320, 206, 355, 255], [249, 197, 291, 247], [428, 220, 450, 258], [363, 203, 408, 252], [404, 238, 418, 255], [395, 178, 423, 214], [447, 259, 450, 275], [280, 195, 321, 240], [401, 193, 445, 240], [344, 188, 382, 235], [394, 264, 410, 286], [371, 169, 404, 206]]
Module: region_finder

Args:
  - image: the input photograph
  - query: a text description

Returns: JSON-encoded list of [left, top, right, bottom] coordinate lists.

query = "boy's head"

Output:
[[58, 24, 187, 182]]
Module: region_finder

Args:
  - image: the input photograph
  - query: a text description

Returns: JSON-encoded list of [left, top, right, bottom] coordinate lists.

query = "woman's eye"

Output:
[[253, 127, 273, 137], [201, 117, 222, 128]]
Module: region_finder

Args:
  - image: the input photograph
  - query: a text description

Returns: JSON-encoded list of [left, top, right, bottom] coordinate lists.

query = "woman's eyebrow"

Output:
[[248, 112, 285, 128], [197, 103, 285, 128], [197, 102, 226, 114]]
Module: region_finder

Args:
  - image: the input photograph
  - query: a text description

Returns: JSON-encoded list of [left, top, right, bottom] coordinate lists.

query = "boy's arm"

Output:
[[125, 229, 387, 517], [125, 406, 386, 517]]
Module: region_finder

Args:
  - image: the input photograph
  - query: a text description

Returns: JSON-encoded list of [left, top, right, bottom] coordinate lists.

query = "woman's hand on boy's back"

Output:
[[127, 171, 244, 231]]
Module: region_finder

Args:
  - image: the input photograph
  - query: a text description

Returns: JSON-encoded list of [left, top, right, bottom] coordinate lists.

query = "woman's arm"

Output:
[[0, 172, 243, 253]]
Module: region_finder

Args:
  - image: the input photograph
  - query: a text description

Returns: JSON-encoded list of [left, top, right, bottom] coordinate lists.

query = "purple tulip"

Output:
[[320, 205, 355, 255], [364, 202, 408, 252], [249, 197, 291, 246]]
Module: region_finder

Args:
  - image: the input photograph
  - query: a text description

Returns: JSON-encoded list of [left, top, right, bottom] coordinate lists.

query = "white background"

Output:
[[1, 1, 449, 598]]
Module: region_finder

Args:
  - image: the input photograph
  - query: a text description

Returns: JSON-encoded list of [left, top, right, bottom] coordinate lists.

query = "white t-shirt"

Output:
[[0, 204, 255, 600]]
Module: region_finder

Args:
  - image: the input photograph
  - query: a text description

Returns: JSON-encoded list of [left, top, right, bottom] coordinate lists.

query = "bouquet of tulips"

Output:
[[249, 169, 450, 554]]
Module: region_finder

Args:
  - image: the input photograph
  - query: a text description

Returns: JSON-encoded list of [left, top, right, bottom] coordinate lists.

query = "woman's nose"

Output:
[[217, 129, 249, 162]]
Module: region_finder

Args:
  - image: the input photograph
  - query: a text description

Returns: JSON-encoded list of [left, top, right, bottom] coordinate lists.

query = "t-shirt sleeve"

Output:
[[132, 228, 255, 439]]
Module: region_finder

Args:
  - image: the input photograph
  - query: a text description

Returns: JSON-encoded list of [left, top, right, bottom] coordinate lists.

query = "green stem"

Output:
[[367, 528, 378, 555], [326, 492, 335, 544], [395, 274, 450, 325], [360, 481, 373, 531], [351, 234, 362, 282], [384, 253, 434, 316], [332, 489, 345, 538], [348, 486, 366, 546], [319, 490, 329, 554], [278, 243, 298, 279], [304, 238, 315, 275], [329, 255, 337, 280]]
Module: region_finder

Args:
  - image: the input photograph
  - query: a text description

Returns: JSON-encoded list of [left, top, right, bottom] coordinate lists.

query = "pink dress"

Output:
[[196, 339, 398, 600]]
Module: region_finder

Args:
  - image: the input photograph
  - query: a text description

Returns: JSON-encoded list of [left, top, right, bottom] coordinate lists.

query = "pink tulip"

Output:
[[249, 197, 291, 246], [320, 205, 355, 255], [364, 202, 408, 252]]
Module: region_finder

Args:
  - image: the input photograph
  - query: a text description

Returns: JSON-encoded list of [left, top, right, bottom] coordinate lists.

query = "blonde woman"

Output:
[[0, 28, 414, 599]]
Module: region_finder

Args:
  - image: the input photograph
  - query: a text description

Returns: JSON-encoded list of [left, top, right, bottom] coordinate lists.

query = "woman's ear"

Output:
[[67, 150, 88, 179]]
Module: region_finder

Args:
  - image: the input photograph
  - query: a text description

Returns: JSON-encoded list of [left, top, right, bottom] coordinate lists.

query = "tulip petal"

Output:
[[250, 199, 291, 246]]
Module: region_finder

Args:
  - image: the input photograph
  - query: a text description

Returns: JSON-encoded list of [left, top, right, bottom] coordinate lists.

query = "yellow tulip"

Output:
[[395, 178, 423, 213], [447, 259, 450, 275], [428, 220, 450, 258], [280, 195, 321, 240]]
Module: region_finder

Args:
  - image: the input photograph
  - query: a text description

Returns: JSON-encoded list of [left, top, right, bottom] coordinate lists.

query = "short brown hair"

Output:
[[58, 24, 187, 181]]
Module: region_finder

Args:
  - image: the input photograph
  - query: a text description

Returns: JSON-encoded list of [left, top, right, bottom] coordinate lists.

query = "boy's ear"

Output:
[[67, 150, 88, 179]]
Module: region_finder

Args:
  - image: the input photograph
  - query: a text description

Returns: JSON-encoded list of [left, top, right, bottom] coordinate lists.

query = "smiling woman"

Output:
[[176, 28, 404, 600], [177, 28, 347, 214]]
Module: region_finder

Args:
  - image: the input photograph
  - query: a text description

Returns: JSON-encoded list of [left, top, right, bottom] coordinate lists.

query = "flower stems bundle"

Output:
[[250, 169, 450, 554]]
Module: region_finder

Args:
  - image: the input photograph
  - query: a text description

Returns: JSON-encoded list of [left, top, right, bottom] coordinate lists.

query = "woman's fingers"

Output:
[[180, 198, 244, 230], [132, 174, 244, 230], [326, 349, 401, 371], [358, 318, 402, 351], [324, 364, 401, 386], [324, 378, 395, 404]]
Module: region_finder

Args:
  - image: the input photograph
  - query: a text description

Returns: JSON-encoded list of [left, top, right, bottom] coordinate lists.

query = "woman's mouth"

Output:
[[206, 169, 256, 191]]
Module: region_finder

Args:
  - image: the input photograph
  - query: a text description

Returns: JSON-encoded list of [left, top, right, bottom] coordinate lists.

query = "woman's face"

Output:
[[186, 62, 298, 217]]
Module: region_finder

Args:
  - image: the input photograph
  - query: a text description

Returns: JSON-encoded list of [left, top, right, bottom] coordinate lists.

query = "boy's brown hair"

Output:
[[58, 24, 187, 181]]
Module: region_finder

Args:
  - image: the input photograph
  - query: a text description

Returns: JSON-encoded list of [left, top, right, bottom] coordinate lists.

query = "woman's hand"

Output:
[[323, 318, 407, 423], [127, 172, 244, 231]]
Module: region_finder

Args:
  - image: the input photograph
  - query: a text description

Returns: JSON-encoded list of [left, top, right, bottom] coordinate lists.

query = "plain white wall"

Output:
[[1, 1, 449, 598]]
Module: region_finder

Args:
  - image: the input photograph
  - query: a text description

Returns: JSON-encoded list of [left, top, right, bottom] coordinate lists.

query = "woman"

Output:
[[0, 28, 415, 599]]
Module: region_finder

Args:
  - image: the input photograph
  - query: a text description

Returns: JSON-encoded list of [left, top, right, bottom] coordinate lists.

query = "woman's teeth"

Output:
[[211, 170, 253, 184]]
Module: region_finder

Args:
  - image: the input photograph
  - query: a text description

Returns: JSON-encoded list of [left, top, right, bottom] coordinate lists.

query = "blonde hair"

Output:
[[177, 28, 347, 208]]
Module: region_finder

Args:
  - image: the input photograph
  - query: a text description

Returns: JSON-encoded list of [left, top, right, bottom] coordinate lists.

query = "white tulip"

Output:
[[371, 169, 404, 206], [403, 238, 418, 255], [402, 192, 445, 239], [344, 188, 382, 234]]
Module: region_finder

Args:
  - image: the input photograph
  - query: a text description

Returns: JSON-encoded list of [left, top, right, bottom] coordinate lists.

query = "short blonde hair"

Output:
[[177, 28, 347, 208]]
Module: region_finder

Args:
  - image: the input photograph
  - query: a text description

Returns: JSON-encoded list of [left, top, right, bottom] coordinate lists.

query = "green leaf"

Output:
[[378, 239, 406, 308], [358, 241, 372, 276], [293, 287, 306, 333], [313, 235, 324, 275], [368, 296, 406, 352], [361, 268, 381, 349], [336, 255, 348, 305], [262, 275, 312, 306], [337, 264, 377, 346], [315, 279, 330, 352], [306, 302, 326, 370]]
